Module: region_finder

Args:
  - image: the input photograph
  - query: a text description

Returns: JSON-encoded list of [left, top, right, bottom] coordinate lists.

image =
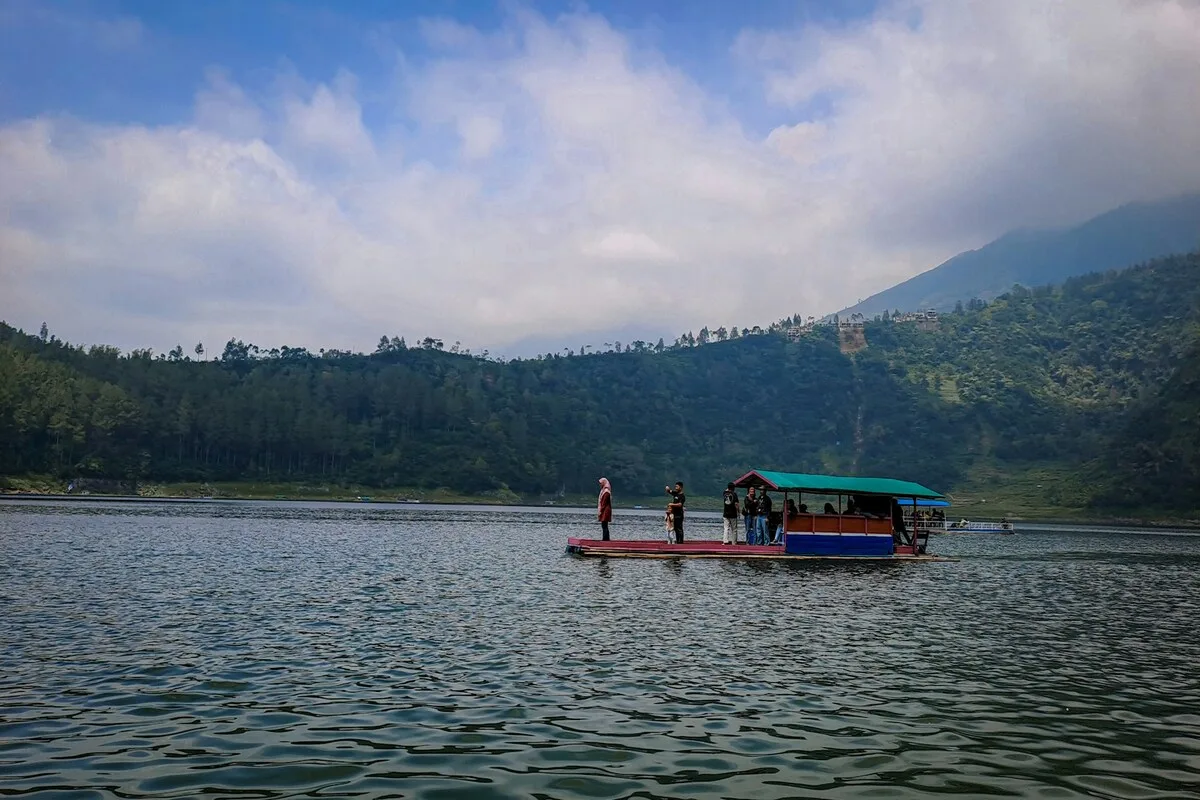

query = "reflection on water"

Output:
[[1, 499, 1198, 798]]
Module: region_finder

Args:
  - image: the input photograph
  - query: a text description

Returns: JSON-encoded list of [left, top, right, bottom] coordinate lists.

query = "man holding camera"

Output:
[[721, 482, 740, 544], [665, 481, 686, 543]]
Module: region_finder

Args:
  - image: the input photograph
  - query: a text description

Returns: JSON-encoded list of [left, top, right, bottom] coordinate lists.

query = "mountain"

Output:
[[839, 192, 1200, 320], [2, 251, 1200, 515]]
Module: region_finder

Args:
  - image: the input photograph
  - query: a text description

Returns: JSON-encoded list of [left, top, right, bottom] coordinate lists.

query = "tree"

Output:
[[39, 323, 48, 342], [221, 339, 255, 362], [195, 342, 205, 359]]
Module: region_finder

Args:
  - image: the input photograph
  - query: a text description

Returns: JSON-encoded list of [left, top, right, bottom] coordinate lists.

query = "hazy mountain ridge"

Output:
[[839, 193, 1200, 319]]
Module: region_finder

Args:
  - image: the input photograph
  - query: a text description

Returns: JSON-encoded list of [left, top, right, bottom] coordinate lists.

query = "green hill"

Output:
[[840, 193, 1200, 319], [1091, 339, 1200, 514], [2, 251, 1199, 517]]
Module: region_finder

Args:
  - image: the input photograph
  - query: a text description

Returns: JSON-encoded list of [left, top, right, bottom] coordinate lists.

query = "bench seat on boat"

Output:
[[784, 513, 893, 535]]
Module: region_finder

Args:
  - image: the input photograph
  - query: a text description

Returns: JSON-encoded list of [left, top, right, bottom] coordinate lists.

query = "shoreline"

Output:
[[0, 491, 589, 508], [1, 487, 1197, 529]]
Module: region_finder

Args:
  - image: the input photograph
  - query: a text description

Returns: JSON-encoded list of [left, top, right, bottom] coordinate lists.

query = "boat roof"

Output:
[[732, 469, 944, 500]]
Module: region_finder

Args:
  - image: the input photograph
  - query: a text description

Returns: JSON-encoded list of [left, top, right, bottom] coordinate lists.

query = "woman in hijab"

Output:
[[597, 477, 613, 540]]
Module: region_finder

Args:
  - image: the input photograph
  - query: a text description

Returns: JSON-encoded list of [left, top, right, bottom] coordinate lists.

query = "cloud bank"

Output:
[[2, 0, 1199, 355]]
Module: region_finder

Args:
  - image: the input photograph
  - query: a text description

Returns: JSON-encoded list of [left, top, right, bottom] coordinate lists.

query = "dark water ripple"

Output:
[[2, 501, 1198, 798]]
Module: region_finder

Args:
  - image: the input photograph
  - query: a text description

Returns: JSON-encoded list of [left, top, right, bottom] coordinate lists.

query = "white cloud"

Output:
[[194, 68, 265, 140], [0, 2, 145, 52], [89, 14, 144, 51], [2, 1, 1199, 355], [282, 70, 376, 165], [457, 114, 503, 159], [583, 229, 677, 262], [740, 0, 1200, 246]]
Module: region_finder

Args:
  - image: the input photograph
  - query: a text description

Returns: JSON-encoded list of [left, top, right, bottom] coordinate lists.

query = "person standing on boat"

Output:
[[665, 481, 686, 543], [891, 499, 911, 546], [597, 477, 612, 541], [721, 483, 740, 545], [757, 491, 773, 546], [743, 487, 759, 545]]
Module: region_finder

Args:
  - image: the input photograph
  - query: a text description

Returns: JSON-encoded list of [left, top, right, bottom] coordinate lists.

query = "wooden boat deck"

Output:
[[566, 538, 955, 562]]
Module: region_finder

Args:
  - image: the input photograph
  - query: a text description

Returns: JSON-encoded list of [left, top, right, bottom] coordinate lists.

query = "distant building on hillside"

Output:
[[890, 308, 940, 330], [783, 312, 867, 341]]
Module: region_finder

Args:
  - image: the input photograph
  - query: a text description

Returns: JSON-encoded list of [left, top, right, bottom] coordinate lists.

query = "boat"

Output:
[[946, 519, 1015, 534], [567, 470, 955, 561], [897, 498, 1016, 534]]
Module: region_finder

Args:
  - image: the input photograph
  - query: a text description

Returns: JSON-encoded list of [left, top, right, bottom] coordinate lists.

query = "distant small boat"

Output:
[[357, 496, 373, 503], [946, 519, 1015, 534], [400, 498, 422, 504], [900, 499, 1015, 534]]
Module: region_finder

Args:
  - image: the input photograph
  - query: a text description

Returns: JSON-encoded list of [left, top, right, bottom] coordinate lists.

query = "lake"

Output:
[[1, 499, 1198, 799]]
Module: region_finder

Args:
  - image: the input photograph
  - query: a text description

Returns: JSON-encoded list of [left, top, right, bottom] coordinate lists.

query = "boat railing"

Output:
[[907, 516, 1016, 533], [956, 521, 1014, 532], [906, 514, 947, 532]]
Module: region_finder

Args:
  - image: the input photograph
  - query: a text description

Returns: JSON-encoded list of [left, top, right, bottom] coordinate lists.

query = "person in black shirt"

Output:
[[665, 481, 686, 543], [743, 487, 759, 544], [757, 491, 773, 545], [721, 483, 740, 544], [891, 498, 911, 546]]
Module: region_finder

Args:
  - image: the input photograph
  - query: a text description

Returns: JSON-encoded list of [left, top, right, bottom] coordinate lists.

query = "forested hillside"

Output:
[[1093, 340, 1200, 513], [0, 324, 961, 496], [2, 252, 1198, 512]]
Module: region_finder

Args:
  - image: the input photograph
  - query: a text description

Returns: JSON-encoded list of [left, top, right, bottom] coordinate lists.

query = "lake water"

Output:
[[2, 499, 1199, 799]]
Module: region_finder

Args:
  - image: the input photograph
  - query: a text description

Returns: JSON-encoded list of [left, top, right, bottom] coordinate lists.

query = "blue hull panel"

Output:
[[784, 533, 894, 556]]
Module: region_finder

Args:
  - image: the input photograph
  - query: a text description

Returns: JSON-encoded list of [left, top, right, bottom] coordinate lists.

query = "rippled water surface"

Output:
[[2, 500, 1199, 799]]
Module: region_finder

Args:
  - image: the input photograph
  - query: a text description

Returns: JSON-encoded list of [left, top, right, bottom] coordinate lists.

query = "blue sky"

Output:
[[2, 0, 878, 133], [1, 0, 1198, 356]]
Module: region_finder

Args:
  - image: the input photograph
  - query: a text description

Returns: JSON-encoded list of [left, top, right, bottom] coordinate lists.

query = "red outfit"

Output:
[[598, 484, 612, 522]]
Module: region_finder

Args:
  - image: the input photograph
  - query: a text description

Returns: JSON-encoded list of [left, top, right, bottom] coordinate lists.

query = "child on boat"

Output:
[[664, 507, 674, 542]]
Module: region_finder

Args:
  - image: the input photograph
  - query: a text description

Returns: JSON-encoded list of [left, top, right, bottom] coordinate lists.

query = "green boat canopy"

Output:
[[732, 469, 944, 500]]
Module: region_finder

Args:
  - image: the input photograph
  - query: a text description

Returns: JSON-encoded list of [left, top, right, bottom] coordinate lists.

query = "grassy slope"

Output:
[[7, 471, 1197, 524], [0, 474, 717, 510]]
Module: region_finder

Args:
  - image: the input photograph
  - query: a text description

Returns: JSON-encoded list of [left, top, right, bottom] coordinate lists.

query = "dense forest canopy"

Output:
[[2, 252, 1198, 512]]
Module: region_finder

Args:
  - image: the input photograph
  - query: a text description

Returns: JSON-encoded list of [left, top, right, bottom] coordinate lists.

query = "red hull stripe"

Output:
[[567, 538, 785, 555]]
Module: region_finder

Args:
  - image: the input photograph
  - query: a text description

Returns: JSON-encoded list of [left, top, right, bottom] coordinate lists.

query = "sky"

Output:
[[2, 0, 1200, 357]]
